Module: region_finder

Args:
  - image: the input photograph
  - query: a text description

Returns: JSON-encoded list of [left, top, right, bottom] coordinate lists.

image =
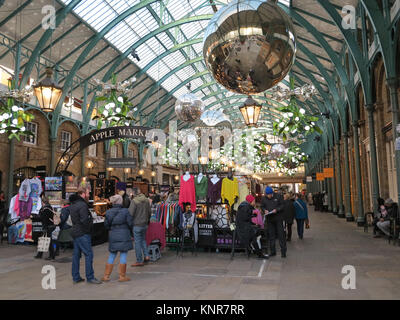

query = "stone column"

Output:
[[343, 132, 354, 221], [326, 153, 332, 212], [352, 121, 365, 226], [387, 78, 400, 207], [331, 147, 338, 215], [336, 140, 345, 218], [366, 104, 380, 215]]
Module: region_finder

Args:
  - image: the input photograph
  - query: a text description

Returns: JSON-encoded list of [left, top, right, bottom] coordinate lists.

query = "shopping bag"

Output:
[[37, 233, 51, 252]]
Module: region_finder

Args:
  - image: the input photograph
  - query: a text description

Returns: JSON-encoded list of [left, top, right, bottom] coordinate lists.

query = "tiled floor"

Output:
[[1, 207, 400, 299]]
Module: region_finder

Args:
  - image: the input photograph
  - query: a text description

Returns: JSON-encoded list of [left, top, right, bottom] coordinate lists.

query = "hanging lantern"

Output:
[[239, 96, 262, 127], [203, 0, 296, 94], [33, 67, 63, 112]]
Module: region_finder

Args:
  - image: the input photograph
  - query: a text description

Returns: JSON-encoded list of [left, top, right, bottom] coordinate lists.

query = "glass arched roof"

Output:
[[59, 0, 292, 126]]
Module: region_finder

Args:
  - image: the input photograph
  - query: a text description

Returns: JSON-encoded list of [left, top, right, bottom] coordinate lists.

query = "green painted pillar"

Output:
[[331, 147, 338, 215], [7, 138, 15, 202], [336, 140, 345, 218], [343, 132, 353, 221], [352, 121, 365, 226], [50, 138, 57, 175], [326, 153, 332, 212], [366, 104, 380, 215], [387, 78, 400, 208]]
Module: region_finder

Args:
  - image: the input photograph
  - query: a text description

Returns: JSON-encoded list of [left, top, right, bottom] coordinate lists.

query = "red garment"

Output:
[[146, 222, 166, 250], [179, 175, 196, 212]]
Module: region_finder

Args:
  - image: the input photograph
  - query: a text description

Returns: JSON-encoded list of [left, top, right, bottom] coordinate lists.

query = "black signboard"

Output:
[[98, 172, 106, 179], [80, 126, 150, 150], [197, 218, 216, 247], [106, 158, 137, 168]]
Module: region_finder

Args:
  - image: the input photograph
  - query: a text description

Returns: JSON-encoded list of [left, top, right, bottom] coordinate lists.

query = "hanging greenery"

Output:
[[93, 74, 137, 146], [272, 76, 322, 142], [0, 79, 34, 140]]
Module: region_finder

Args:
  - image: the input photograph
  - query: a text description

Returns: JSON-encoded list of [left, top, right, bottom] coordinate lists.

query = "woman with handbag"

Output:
[[35, 193, 58, 260], [294, 193, 309, 240], [102, 194, 134, 282]]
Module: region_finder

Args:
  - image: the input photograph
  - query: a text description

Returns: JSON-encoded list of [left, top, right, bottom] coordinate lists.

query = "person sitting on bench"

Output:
[[236, 195, 268, 260]]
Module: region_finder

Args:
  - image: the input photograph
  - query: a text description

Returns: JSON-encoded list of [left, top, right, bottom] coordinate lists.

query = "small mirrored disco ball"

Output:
[[175, 92, 205, 122], [269, 143, 287, 158], [203, 0, 296, 94]]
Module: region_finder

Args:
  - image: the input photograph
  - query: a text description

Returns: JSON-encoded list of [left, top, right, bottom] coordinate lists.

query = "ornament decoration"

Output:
[[94, 76, 136, 96], [203, 0, 296, 94], [175, 92, 204, 123], [0, 79, 34, 140], [273, 77, 322, 142], [93, 74, 137, 146]]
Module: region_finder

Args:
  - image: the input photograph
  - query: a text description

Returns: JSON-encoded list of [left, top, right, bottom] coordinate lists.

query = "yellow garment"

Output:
[[234, 183, 250, 210], [221, 177, 239, 206]]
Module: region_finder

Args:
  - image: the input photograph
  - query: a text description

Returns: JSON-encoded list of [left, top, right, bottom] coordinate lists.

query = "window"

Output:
[[110, 145, 117, 158], [23, 122, 37, 145], [60, 131, 71, 151], [88, 144, 97, 157], [128, 149, 134, 158]]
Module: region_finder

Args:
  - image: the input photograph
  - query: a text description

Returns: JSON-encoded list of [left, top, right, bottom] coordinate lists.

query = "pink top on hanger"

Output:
[[179, 175, 196, 212]]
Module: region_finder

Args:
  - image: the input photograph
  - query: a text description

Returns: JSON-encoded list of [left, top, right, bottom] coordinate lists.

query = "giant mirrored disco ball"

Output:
[[203, 0, 296, 95], [175, 92, 205, 122], [269, 143, 287, 159]]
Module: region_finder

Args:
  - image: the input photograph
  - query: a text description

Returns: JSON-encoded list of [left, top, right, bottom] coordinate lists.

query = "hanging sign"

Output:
[[323, 168, 334, 178], [316, 173, 325, 181], [80, 126, 150, 150], [306, 176, 313, 182], [106, 158, 137, 168], [98, 172, 106, 179]]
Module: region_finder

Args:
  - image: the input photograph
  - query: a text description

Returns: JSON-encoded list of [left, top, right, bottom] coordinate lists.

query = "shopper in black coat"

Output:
[[34, 193, 57, 260], [261, 187, 286, 258], [236, 195, 268, 259], [282, 193, 296, 241]]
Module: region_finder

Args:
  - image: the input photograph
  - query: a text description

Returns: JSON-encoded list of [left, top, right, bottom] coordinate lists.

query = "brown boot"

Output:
[[101, 263, 113, 281], [118, 264, 131, 282]]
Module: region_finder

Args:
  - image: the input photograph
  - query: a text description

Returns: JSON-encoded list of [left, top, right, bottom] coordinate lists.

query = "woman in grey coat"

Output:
[[102, 195, 133, 282]]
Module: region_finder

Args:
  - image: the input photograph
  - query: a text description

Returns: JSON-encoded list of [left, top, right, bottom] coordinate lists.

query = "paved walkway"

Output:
[[1, 206, 400, 300]]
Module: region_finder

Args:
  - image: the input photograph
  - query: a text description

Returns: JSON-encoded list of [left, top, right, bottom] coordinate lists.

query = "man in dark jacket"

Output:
[[261, 186, 287, 258], [69, 187, 101, 284], [282, 193, 296, 241], [129, 188, 151, 266], [236, 195, 268, 259]]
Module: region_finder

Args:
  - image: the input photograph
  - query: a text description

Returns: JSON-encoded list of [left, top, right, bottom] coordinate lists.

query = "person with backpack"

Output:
[[34, 193, 57, 260], [102, 194, 133, 282], [294, 193, 309, 240]]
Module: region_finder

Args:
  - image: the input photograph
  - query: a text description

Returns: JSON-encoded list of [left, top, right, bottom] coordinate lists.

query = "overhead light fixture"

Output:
[[138, 169, 144, 175], [33, 67, 63, 112], [239, 96, 262, 127]]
